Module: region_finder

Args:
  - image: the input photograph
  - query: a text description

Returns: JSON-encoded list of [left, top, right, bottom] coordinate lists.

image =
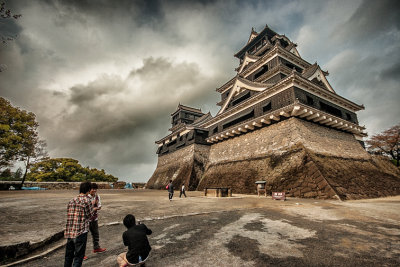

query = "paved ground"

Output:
[[1, 189, 400, 266]]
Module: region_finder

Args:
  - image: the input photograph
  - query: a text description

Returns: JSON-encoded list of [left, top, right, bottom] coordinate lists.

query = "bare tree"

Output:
[[366, 124, 400, 167], [0, 1, 22, 43]]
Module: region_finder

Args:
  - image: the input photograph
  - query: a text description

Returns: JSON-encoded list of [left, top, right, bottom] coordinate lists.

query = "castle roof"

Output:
[[171, 104, 203, 116], [234, 24, 278, 59]]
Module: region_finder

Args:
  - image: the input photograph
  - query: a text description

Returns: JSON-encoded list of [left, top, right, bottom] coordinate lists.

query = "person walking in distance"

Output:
[[179, 184, 187, 198], [85, 183, 106, 260], [167, 180, 174, 201], [64, 181, 95, 267]]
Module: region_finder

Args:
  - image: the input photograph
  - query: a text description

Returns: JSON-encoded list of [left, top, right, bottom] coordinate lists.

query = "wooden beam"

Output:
[[300, 110, 312, 118], [232, 130, 240, 135], [320, 118, 332, 124], [291, 106, 301, 116], [333, 121, 343, 128], [297, 108, 308, 117], [269, 114, 280, 121], [326, 119, 337, 126], [307, 113, 320, 120], [260, 118, 271, 124], [226, 132, 234, 137], [313, 115, 326, 122], [279, 111, 290, 117], [238, 127, 247, 133], [245, 124, 254, 130], [252, 121, 262, 127]]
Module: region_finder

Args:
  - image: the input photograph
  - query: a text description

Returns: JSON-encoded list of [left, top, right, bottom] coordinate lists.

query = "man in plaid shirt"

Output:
[[64, 181, 96, 267]]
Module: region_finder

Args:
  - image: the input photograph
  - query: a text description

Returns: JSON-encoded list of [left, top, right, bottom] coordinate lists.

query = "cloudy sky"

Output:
[[1, 0, 399, 182]]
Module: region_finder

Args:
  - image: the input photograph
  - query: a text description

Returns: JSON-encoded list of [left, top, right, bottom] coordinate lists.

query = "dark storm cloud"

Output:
[[381, 62, 400, 81], [69, 74, 125, 104], [46, 57, 220, 176], [52, 0, 165, 27], [334, 0, 400, 44]]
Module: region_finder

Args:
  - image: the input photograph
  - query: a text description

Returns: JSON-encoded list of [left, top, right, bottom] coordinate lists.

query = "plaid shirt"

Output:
[[64, 194, 94, 239]]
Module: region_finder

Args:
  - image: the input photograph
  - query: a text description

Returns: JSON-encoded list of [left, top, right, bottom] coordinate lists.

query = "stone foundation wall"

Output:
[[206, 118, 368, 166], [198, 118, 400, 199], [146, 144, 210, 190], [148, 118, 400, 199]]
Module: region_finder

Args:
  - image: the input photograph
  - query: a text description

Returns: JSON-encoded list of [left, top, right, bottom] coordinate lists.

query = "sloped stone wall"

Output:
[[197, 118, 400, 199], [146, 144, 210, 190], [148, 118, 400, 199], [310, 153, 400, 200]]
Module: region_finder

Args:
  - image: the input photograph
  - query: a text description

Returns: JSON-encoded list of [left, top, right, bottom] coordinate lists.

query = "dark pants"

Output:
[[64, 232, 88, 267], [168, 192, 173, 200], [89, 220, 100, 249], [179, 190, 186, 197]]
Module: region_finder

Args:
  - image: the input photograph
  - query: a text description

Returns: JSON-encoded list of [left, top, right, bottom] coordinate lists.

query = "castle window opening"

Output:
[[306, 96, 314, 106], [223, 110, 254, 129], [254, 65, 269, 80], [263, 102, 272, 113], [320, 101, 342, 118], [231, 92, 251, 107]]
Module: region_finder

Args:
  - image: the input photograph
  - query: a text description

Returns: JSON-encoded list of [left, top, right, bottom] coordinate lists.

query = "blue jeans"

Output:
[[64, 232, 88, 267]]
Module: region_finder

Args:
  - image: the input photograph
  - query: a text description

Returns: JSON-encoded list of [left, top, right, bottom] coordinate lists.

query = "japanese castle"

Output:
[[147, 25, 400, 200]]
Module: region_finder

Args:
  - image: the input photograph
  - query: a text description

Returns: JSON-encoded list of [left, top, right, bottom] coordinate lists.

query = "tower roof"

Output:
[[234, 24, 278, 59], [171, 104, 203, 116]]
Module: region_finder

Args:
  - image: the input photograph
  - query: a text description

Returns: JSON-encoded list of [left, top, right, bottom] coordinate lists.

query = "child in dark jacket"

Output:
[[117, 214, 152, 267]]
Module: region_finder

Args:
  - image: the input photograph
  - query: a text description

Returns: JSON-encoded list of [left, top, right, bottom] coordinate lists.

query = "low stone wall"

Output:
[[0, 181, 113, 190]]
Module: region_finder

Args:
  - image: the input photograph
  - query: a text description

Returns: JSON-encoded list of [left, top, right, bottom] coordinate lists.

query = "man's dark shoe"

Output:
[[93, 248, 107, 253]]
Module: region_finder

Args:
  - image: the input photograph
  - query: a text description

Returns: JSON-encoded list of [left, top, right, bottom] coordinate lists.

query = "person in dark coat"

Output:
[[117, 214, 152, 267], [167, 180, 174, 201]]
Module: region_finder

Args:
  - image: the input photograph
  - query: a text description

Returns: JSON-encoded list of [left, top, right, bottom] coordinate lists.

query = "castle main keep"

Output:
[[146, 25, 400, 200]]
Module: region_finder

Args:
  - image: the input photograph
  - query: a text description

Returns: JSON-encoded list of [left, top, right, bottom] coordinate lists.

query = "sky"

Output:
[[0, 0, 399, 182]]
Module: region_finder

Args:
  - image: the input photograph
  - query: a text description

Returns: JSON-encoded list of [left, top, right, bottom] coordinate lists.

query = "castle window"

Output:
[[231, 92, 251, 107], [320, 102, 342, 118], [306, 96, 314, 106], [167, 139, 176, 147], [254, 65, 269, 80], [262, 102, 272, 113], [223, 110, 254, 129]]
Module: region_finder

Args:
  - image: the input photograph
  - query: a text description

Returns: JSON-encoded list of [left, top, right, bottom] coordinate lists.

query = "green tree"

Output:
[[0, 97, 48, 186], [1, 1, 22, 44], [0, 168, 11, 178], [27, 158, 119, 182], [366, 124, 400, 167]]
